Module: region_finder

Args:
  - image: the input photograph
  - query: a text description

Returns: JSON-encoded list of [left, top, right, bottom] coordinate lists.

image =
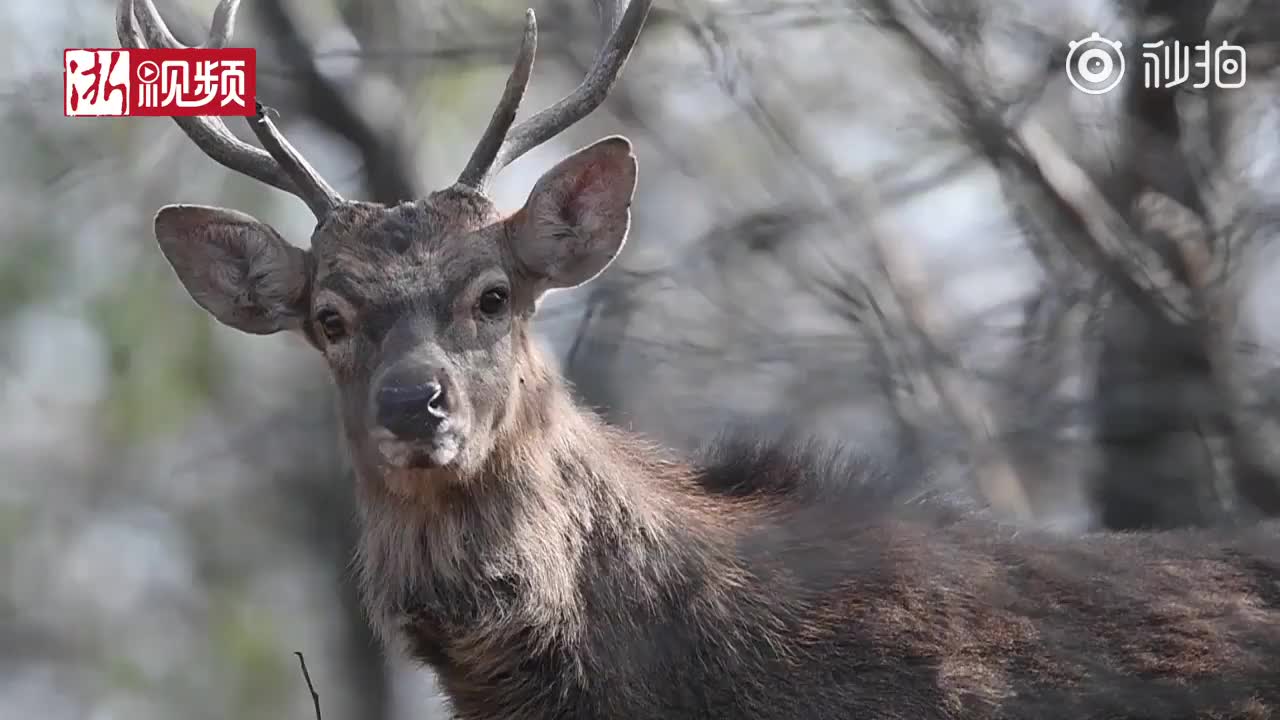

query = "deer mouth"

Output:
[[409, 436, 460, 469], [371, 426, 463, 470]]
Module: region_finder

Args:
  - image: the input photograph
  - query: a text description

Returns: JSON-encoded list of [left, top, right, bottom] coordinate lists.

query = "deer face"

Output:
[[117, 0, 648, 492], [152, 138, 637, 488]]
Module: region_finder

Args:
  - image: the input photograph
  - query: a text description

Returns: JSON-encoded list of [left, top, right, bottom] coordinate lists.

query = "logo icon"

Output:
[[1066, 32, 1125, 95], [136, 60, 159, 84], [64, 47, 255, 117]]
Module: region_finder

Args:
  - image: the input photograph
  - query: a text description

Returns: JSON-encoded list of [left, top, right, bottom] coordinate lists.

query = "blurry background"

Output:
[[4, 0, 1280, 717]]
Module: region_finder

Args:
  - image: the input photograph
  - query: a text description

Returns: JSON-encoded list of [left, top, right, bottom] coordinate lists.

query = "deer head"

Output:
[[119, 0, 650, 493]]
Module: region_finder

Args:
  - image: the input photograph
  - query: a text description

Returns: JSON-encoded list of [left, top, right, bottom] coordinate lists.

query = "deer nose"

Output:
[[375, 378, 448, 440]]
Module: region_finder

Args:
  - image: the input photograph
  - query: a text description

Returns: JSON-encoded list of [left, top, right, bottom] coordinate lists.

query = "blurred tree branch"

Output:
[[253, 0, 420, 203], [295, 652, 324, 720]]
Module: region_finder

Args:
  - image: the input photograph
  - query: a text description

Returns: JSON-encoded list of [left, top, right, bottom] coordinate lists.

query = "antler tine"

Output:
[[456, 9, 537, 190], [119, 0, 342, 219], [456, 0, 653, 190], [248, 102, 343, 216], [594, 0, 627, 39], [206, 0, 239, 50], [117, 0, 295, 197]]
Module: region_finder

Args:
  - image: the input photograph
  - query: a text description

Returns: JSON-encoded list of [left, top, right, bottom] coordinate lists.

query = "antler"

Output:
[[116, 0, 342, 218], [455, 0, 653, 191]]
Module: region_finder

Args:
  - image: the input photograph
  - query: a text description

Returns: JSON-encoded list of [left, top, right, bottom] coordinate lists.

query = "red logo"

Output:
[[64, 48, 256, 117]]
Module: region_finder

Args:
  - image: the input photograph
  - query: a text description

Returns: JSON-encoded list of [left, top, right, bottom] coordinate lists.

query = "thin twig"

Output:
[[294, 651, 323, 720]]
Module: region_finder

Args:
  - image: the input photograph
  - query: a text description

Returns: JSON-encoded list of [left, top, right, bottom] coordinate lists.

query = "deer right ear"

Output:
[[153, 205, 312, 335], [508, 136, 637, 292]]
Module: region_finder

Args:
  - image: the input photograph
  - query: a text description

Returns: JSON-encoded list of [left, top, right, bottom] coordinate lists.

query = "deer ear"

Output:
[[509, 136, 637, 291], [153, 204, 312, 335]]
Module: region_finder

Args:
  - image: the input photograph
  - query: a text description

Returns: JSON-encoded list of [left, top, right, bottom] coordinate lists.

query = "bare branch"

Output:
[[1016, 121, 1196, 324], [865, 0, 1197, 332], [254, 0, 419, 204], [294, 651, 323, 720]]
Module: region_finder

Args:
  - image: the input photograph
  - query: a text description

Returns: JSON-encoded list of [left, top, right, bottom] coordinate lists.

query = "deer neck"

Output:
[[354, 337, 715, 656]]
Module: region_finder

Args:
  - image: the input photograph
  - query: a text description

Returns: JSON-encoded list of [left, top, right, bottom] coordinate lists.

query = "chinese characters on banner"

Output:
[[64, 48, 256, 117]]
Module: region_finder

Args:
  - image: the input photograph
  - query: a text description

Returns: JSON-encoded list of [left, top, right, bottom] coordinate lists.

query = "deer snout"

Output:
[[374, 372, 450, 441]]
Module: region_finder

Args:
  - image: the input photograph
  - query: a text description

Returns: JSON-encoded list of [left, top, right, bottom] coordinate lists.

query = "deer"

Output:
[[116, 0, 1280, 717]]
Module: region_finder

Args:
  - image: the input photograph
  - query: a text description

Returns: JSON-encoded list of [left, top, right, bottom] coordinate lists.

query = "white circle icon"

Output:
[[136, 60, 160, 83], [1066, 32, 1125, 95]]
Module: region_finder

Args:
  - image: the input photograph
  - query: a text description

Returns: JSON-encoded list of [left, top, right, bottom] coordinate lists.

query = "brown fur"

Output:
[[150, 139, 1280, 718], [350, 336, 1280, 719]]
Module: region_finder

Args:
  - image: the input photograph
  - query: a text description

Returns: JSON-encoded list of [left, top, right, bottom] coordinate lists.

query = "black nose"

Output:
[[376, 378, 448, 439]]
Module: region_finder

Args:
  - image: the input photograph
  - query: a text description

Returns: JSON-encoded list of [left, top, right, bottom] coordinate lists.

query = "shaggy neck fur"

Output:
[[349, 332, 1280, 720], [353, 331, 741, 700]]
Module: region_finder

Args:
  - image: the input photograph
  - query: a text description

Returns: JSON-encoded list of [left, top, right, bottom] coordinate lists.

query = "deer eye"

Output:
[[315, 308, 348, 342], [477, 286, 509, 317]]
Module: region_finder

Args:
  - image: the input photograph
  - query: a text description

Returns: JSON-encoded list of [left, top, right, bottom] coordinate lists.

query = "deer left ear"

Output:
[[508, 136, 637, 291], [154, 204, 313, 335]]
